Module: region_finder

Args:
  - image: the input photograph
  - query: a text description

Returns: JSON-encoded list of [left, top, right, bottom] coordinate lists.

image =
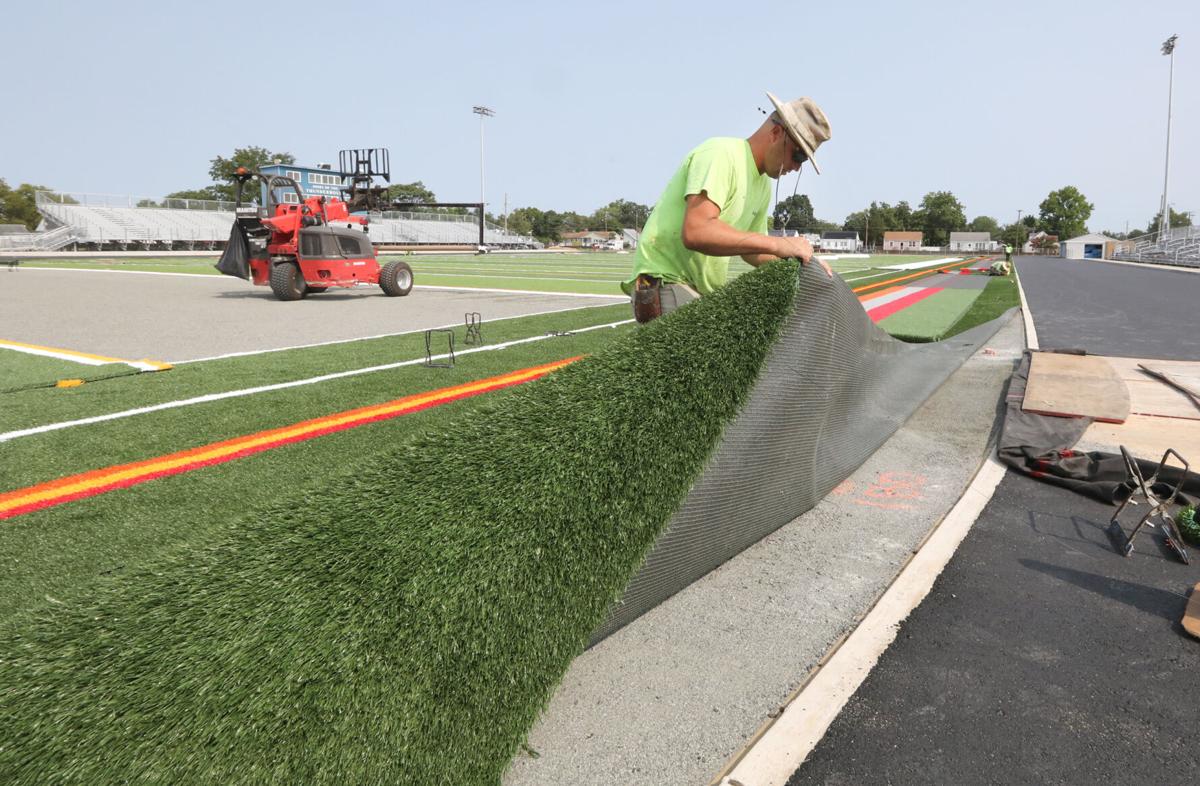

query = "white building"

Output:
[[949, 232, 998, 252], [820, 231, 861, 252], [1060, 233, 1115, 260]]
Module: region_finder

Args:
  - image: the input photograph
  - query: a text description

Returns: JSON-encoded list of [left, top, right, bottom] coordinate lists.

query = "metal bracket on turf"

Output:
[[464, 312, 484, 346], [424, 329, 455, 368]]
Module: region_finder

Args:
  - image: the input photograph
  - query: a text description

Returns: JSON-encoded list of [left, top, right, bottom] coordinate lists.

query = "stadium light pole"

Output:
[[1157, 34, 1178, 241], [473, 106, 495, 212]]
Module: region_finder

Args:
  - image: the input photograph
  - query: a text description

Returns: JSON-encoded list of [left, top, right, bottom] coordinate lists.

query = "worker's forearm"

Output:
[[682, 217, 780, 258], [741, 253, 779, 267]]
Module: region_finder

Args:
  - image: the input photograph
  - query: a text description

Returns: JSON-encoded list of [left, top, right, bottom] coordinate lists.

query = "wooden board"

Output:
[[1022, 352, 1131, 423], [1076, 414, 1200, 460], [1185, 582, 1200, 640], [1096, 357, 1200, 421]]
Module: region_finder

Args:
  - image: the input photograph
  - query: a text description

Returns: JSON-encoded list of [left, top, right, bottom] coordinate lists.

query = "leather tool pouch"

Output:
[[632, 274, 663, 323]]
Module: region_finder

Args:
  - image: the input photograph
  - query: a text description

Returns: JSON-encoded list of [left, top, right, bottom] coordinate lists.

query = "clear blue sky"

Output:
[[2, 0, 1196, 233]]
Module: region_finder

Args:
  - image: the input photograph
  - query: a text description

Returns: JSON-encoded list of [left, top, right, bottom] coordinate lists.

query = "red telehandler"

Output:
[[215, 166, 413, 301]]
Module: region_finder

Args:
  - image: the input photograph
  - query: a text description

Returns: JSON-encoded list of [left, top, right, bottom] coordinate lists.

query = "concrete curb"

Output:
[[1013, 263, 1039, 350], [715, 452, 1009, 786]]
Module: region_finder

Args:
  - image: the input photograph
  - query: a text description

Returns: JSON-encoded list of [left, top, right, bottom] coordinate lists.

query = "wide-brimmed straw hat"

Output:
[[766, 92, 831, 174]]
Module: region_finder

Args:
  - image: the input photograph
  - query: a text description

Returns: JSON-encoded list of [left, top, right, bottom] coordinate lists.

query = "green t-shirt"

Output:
[[623, 137, 770, 296]]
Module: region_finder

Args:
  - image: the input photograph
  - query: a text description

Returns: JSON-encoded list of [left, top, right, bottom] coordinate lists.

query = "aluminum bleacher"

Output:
[[1112, 225, 1200, 268], [35, 192, 540, 250]]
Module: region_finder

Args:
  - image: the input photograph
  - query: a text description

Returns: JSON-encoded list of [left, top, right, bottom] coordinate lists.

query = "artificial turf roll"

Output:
[[593, 263, 1013, 642], [0, 261, 801, 784]]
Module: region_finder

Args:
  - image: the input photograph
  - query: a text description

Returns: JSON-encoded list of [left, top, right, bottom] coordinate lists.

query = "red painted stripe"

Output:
[[866, 287, 942, 322]]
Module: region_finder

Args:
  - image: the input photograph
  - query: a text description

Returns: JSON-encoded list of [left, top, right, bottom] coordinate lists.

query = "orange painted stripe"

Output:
[[852, 257, 981, 294], [1, 357, 582, 521]]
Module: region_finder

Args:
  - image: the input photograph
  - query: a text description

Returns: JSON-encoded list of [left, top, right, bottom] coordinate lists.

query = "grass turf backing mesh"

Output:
[[0, 262, 800, 784]]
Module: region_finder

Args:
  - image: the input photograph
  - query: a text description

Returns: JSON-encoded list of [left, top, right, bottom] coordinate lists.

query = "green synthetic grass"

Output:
[[0, 304, 629, 436], [0, 261, 801, 784], [881, 288, 983, 342], [941, 274, 1021, 338], [0, 306, 632, 618]]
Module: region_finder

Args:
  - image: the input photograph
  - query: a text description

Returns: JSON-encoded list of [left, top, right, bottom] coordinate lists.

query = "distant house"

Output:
[[621, 228, 640, 249], [1022, 231, 1058, 254], [560, 230, 621, 250], [883, 231, 922, 252], [949, 231, 998, 252], [820, 231, 861, 252]]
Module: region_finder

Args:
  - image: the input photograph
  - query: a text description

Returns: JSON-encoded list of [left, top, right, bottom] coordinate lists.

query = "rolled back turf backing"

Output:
[[0, 261, 1012, 784], [595, 264, 1011, 641]]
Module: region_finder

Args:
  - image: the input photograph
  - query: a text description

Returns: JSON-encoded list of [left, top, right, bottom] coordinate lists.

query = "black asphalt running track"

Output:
[[787, 471, 1200, 786], [1015, 256, 1200, 360], [787, 257, 1200, 785], [1, 268, 623, 363]]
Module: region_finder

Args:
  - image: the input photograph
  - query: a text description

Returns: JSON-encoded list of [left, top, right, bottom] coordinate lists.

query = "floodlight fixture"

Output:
[[1161, 34, 1178, 55]]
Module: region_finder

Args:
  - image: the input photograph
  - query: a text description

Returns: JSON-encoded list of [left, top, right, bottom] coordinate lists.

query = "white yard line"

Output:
[[842, 270, 895, 283], [23, 266, 223, 279], [0, 319, 635, 444], [172, 301, 626, 364], [880, 256, 963, 271], [0, 339, 168, 372], [413, 271, 623, 284]]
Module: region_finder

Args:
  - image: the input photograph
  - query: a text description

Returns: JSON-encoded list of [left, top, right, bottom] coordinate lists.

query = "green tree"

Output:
[[998, 222, 1026, 250], [1038, 186, 1093, 240], [206, 146, 296, 201], [894, 200, 917, 231], [914, 191, 967, 246], [532, 210, 565, 244], [845, 201, 900, 247], [386, 181, 437, 205], [165, 187, 225, 202], [0, 180, 57, 230], [968, 215, 1001, 236], [505, 207, 540, 237], [1145, 206, 1193, 234], [591, 198, 651, 230], [773, 194, 815, 231]]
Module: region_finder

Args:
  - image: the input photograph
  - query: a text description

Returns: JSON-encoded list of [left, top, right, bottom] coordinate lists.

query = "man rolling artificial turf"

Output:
[[623, 92, 833, 323]]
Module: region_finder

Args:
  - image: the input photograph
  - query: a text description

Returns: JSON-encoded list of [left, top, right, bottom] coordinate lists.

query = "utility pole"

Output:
[[1158, 34, 1178, 241], [472, 105, 495, 211]]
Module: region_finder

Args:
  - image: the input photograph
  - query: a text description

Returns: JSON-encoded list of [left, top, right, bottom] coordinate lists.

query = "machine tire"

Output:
[[269, 261, 307, 301], [379, 261, 414, 297]]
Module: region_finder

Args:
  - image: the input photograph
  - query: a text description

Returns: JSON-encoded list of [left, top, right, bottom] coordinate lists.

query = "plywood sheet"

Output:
[[1096, 357, 1200, 421], [1076, 414, 1200, 460], [1022, 352, 1130, 423]]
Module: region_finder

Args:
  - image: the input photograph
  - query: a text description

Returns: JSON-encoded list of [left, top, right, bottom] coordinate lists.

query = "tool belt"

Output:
[[632, 274, 663, 323]]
